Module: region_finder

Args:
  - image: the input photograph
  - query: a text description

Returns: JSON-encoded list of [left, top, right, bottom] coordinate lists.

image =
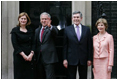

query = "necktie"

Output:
[[76, 26, 80, 41], [41, 27, 44, 42]]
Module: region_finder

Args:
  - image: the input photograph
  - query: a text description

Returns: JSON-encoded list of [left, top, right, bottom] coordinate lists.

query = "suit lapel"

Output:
[[80, 25, 85, 41], [70, 25, 78, 40], [36, 27, 41, 42], [70, 24, 85, 42], [97, 32, 107, 42]]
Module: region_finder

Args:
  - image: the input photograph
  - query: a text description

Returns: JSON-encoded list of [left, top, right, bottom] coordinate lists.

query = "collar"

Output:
[[97, 31, 107, 38], [41, 26, 47, 29], [94, 32, 108, 42], [74, 24, 82, 28]]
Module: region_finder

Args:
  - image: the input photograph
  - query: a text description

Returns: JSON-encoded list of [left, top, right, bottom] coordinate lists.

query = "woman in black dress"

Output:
[[10, 12, 35, 79]]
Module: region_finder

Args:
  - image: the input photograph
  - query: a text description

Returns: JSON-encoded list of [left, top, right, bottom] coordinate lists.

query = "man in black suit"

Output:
[[63, 11, 92, 79], [33, 12, 58, 79]]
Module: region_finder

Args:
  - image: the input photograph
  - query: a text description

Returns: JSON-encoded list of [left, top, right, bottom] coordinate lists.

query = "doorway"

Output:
[[20, 1, 72, 78]]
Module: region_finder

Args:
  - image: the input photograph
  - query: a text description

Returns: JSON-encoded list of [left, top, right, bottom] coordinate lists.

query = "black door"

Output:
[[20, 1, 72, 79]]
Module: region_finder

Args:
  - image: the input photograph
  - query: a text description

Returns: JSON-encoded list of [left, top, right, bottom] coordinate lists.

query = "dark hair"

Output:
[[72, 11, 82, 18], [17, 12, 31, 26]]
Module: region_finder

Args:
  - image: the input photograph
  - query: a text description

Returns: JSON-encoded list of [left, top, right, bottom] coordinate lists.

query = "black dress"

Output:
[[10, 26, 35, 79]]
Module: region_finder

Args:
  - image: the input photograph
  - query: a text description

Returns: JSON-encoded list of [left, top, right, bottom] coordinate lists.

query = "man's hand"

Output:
[[47, 18, 52, 28], [63, 60, 68, 68], [87, 60, 92, 66]]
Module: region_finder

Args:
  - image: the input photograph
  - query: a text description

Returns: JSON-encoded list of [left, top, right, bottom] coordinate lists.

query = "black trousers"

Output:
[[36, 53, 55, 79], [67, 62, 87, 79]]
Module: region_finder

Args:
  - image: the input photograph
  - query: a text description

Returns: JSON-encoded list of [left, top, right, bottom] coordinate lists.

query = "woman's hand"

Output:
[[108, 65, 112, 72], [27, 51, 34, 61], [20, 52, 28, 61]]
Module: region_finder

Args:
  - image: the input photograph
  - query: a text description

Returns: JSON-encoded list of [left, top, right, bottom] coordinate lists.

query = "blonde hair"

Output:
[[17, 12, 31, 26], [95, 18, 108, 29]]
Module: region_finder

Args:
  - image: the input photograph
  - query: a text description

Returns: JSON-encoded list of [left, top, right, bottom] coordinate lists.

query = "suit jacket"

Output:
[[93, 32, 114, 66], [63, 24, 92, 65], [33, 26, 58, 64]]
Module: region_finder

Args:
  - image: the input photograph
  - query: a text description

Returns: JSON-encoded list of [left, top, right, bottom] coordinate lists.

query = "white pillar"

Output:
[[85, 1, 92, 31], [72, 1, 86, 25], [2, 1, 19, 79], [2, 2, 8, 78]]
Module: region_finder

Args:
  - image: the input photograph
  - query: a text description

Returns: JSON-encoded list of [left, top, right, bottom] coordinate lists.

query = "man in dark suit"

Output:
[[33, 12, 58, 79], [63, 11, 92, 79]]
